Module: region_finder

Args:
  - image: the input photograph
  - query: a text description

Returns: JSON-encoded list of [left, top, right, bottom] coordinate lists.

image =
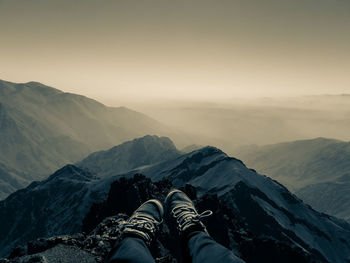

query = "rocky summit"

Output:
[[1, 137, 350, 262], [2, 175, 323, 263]]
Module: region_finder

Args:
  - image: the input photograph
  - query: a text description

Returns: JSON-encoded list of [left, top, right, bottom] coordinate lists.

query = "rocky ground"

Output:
[[1, 175, 324, 263]]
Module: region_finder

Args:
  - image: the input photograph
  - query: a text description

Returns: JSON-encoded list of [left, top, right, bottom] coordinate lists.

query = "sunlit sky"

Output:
[[1, 0, 350, 103]]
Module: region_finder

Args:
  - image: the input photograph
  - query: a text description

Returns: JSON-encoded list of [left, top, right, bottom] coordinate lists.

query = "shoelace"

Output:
[[171, 203, 212, 231], [123, 212, 160, 233]]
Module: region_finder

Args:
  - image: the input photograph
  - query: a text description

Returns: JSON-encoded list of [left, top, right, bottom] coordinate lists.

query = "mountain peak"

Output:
[[186, 145, 230, 162], [46, 164, 95, 182], [0, 80, 64, 103], [129, 135, 177, 149], [98, 135, 179, 157], [1, 142, 350, 262], [195, 145, 225, 154], [303, 137, 342, 144], [77, 135, 181, 177]]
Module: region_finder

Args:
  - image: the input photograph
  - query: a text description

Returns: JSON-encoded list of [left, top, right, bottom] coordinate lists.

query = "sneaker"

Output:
[[121, 199, 164, 246], [165, 189, 212, 238]]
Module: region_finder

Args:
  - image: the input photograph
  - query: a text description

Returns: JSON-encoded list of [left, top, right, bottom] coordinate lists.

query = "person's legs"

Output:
[[105, 199, 163, 263], [106, 237, 155, 263], [187, 231, 245, 263], [165, 189, 245, 263]]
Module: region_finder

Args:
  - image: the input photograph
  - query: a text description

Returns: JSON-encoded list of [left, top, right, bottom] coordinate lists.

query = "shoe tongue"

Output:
[[138, 203, 161, 222], [170, 194, 190, 207], [174, 197, 195, 211]]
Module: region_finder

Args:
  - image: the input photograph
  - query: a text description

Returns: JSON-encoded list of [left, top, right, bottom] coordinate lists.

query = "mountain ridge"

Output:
[[0, 137, 349, 262], [234, 137, 350, 189], [0, 80, 189, 199], [77, 135, 181, 177], [234, 137, 350, 222]]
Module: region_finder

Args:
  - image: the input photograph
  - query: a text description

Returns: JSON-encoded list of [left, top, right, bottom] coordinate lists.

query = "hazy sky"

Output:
[[1, 0, 350, 103]]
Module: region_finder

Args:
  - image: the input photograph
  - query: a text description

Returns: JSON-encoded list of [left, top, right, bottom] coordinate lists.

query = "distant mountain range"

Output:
[[0, 80, 188, 199], [235, 137, 350, 222], [1, 136, 349, 263], [139, 95, 350, 153]]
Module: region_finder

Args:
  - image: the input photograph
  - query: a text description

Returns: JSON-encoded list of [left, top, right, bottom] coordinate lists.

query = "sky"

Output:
[[1, 0, 350, 103]]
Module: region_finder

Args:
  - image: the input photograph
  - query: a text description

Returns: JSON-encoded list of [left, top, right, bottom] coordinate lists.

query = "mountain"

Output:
[[136, 146, 350, 263], [0, 80, 185, 199], [234, 137, 350, 190], [0, 165, 100, 255], [0, 163, 27, 200], [77, 135, 181, 177], [0, 136, 182, 256], [296, 175, 350, 222], [1, 137, 349, 262], [180, 144, 204, 153], [234, 137, 350, 222], [4, 176, 326, 263]]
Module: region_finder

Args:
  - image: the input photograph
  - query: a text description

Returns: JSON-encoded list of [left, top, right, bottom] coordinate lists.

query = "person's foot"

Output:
[[121, 199, 164, 246], [164, 189, 212, 238]]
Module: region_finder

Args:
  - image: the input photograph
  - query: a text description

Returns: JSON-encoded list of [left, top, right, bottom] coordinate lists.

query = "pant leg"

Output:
[[187, 231, 245, 263], [105, 237, 156, 263]]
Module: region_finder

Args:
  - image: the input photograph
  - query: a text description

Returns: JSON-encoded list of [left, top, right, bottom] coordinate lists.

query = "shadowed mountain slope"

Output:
[[0, 80, 185, 199], [234, 138, 350, 222], [0, 137, 349, 262], [0, 163, 27, 200], [296, 178, 350, 222], [5, 176, 327, 263], [235, 137, 350, 189]]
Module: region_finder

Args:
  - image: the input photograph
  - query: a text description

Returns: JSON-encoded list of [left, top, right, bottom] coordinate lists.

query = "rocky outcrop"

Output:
[[2, 143, 350, 262], [2, 175, 325, 263]]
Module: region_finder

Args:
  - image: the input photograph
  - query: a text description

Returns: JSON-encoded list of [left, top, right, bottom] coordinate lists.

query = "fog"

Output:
[[2, 0, 350, 153], [116, 95, 350, 154]]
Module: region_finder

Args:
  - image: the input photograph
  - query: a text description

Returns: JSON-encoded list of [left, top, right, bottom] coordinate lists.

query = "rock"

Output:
[[2, 175, 326, 263]]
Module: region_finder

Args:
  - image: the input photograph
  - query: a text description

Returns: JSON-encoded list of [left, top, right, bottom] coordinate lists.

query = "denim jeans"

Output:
[[106, 231, 245, 263]]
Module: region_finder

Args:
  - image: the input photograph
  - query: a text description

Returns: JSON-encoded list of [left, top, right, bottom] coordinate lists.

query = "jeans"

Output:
[[106, 231, 245, 263]]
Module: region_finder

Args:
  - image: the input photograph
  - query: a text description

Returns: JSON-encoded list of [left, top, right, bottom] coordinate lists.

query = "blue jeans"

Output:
[[106, 231, 245, 263]]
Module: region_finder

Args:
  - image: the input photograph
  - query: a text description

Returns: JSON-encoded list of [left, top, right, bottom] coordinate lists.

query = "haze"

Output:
[[1, 0, 350, 103]]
